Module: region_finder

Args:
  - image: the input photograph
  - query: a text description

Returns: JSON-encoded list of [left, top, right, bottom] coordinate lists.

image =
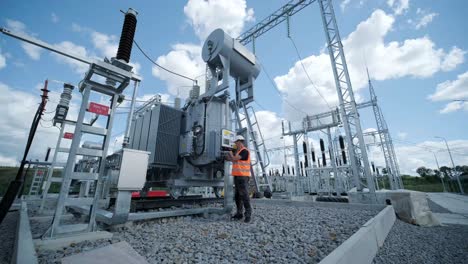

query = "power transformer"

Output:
[[128, 92, 233, 197]]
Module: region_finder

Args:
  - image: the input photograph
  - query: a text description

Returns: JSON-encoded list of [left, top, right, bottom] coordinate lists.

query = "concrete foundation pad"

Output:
[[34, 231, 113, 250], [61, 241, 149, 264], [349, 189, 440, 226], [427, 192, 468, 216], [320, 206, 396, 264], [433, 213, 468, 225]]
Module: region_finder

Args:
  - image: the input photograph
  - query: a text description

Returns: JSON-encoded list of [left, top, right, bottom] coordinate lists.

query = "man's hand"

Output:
[[227, 151, 233, 161], [223, 151, 233, 161]]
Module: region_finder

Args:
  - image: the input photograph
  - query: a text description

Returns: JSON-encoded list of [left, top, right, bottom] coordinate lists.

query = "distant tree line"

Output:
[[416, 165, 468, 179], [412, 165, 468, 193]]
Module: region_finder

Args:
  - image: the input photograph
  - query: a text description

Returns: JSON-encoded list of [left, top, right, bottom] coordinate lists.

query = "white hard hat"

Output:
[[235, 135, 245, 142]]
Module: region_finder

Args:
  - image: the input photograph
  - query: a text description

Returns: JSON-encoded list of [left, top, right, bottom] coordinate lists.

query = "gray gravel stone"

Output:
[[0, 211, 19, 264], [373, 219, 468, 264], [112, 201, 378, 264], [33, 201, 383, 263]]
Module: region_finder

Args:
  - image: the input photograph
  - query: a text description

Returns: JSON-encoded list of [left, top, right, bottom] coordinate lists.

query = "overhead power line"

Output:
[[133, 40, 197, 84], [392, 138, 468, 157], [288, 35, 332, 110], [256, 57, 308, 116]]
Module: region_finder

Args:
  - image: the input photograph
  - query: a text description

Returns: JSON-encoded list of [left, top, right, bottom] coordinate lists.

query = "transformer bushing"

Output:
[[116, 8, 138, 63], [54, 83, 74, 125]]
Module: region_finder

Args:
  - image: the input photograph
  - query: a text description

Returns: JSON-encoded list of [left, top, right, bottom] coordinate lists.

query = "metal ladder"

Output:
[[232, 100, 272, 197], [46, 83, 118, 237], [28, 164, 48, 196], [40, 121, 73, 212]]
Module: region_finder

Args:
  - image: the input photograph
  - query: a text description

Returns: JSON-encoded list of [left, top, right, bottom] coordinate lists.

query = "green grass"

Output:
[[0, 166, 62, 196], [403, 183, 444, 192]]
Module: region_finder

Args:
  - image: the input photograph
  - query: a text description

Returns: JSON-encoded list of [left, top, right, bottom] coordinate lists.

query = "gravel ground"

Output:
[[37, 201, 379, 263], [0, 211, 19, 264], [116, 202, 377, 264], [373, 220, 468, 264], [427, 199, 452, 213]]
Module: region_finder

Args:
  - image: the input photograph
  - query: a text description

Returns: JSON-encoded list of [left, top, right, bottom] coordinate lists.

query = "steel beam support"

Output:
[[238, 0, 316, 45], [327, 127, 339, 195], [293, 133, 301, 176], [318, 0, 375, 193], [368, 75, 401, 189]]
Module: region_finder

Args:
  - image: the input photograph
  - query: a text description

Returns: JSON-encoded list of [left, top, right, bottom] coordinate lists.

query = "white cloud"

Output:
[[415, 12, 437, 29], [441, 47, 466, 71], [183, 0, 254, 40], [274, 9, 465, 120], [439, 101, 468, 114], [0, 82, 81, 165], [254, 110, 293, 168], [152, 43, 205, 98], [429, 71, 468, 114], [51, 41, 90, 75], [51, 12, 59, 23], [0, 51, 6, 70], [397, 132, 408, 140], [90, 31, 118, 59], [429, 71, 468, 102], [71, 23, 141, 75], [397, 140, 468, 175], [0, 154, 18, 166], [152, 0, 255, 97], [71, 23, 85, 32], [387, 0, 409, 15], [6, 19, 42, 60], [367, 139, 468, 175], [340, 0, 352, 11]]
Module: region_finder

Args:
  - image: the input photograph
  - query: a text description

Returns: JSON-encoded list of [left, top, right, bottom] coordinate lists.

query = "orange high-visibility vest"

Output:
[[232, 146, 251, 177]]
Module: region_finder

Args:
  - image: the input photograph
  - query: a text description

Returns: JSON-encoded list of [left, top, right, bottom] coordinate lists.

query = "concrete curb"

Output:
[[319, 205, 396, 264], [12, 201, 38, 264]]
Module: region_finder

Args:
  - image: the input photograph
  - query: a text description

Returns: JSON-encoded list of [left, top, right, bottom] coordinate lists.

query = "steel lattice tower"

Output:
[[368, 73, 403, 189], [318, 0, 375, 192]]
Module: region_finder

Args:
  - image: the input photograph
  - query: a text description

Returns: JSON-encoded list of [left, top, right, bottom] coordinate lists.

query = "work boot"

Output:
[[231, 213, 243, 220], [244, 216, 251, 223]]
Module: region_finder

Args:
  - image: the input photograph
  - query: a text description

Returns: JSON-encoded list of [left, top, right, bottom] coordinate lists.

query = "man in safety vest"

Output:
[[226, 135, 252, 223]]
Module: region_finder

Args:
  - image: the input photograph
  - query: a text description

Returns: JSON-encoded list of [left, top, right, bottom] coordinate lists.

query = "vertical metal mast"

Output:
[[368, 70, 402, 189], [318, 0, 375, 192]]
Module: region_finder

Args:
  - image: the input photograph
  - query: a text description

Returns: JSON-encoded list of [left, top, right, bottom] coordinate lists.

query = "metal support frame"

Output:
[[292, 134, 301, 176], [368, 74, 402, 189], [40, 121, 69, 212], [0, 27, 141, 83], [28, 163, 49, 197], [327, 127, 340, 195], [237, 0, 380, 194], [238, 0, 316, 45], [48, 78, 121, 237], [318, 0, 374, 193], [232, 100, 273, 196]]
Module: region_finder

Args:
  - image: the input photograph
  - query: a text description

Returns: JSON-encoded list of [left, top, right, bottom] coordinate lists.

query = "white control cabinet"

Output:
[[117, 148, 150, 191]]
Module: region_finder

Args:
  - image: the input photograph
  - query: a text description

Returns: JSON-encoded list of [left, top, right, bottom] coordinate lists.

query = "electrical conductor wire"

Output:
[[288, 36, 332, 110], [133, 40, 197, 84]]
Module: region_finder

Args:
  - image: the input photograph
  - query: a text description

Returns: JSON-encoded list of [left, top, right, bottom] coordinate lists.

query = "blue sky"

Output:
[[0, 0, 467, 175]]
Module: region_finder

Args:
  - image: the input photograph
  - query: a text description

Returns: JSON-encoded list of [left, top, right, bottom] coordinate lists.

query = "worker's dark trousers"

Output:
[[234, 176, 252, 217]]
